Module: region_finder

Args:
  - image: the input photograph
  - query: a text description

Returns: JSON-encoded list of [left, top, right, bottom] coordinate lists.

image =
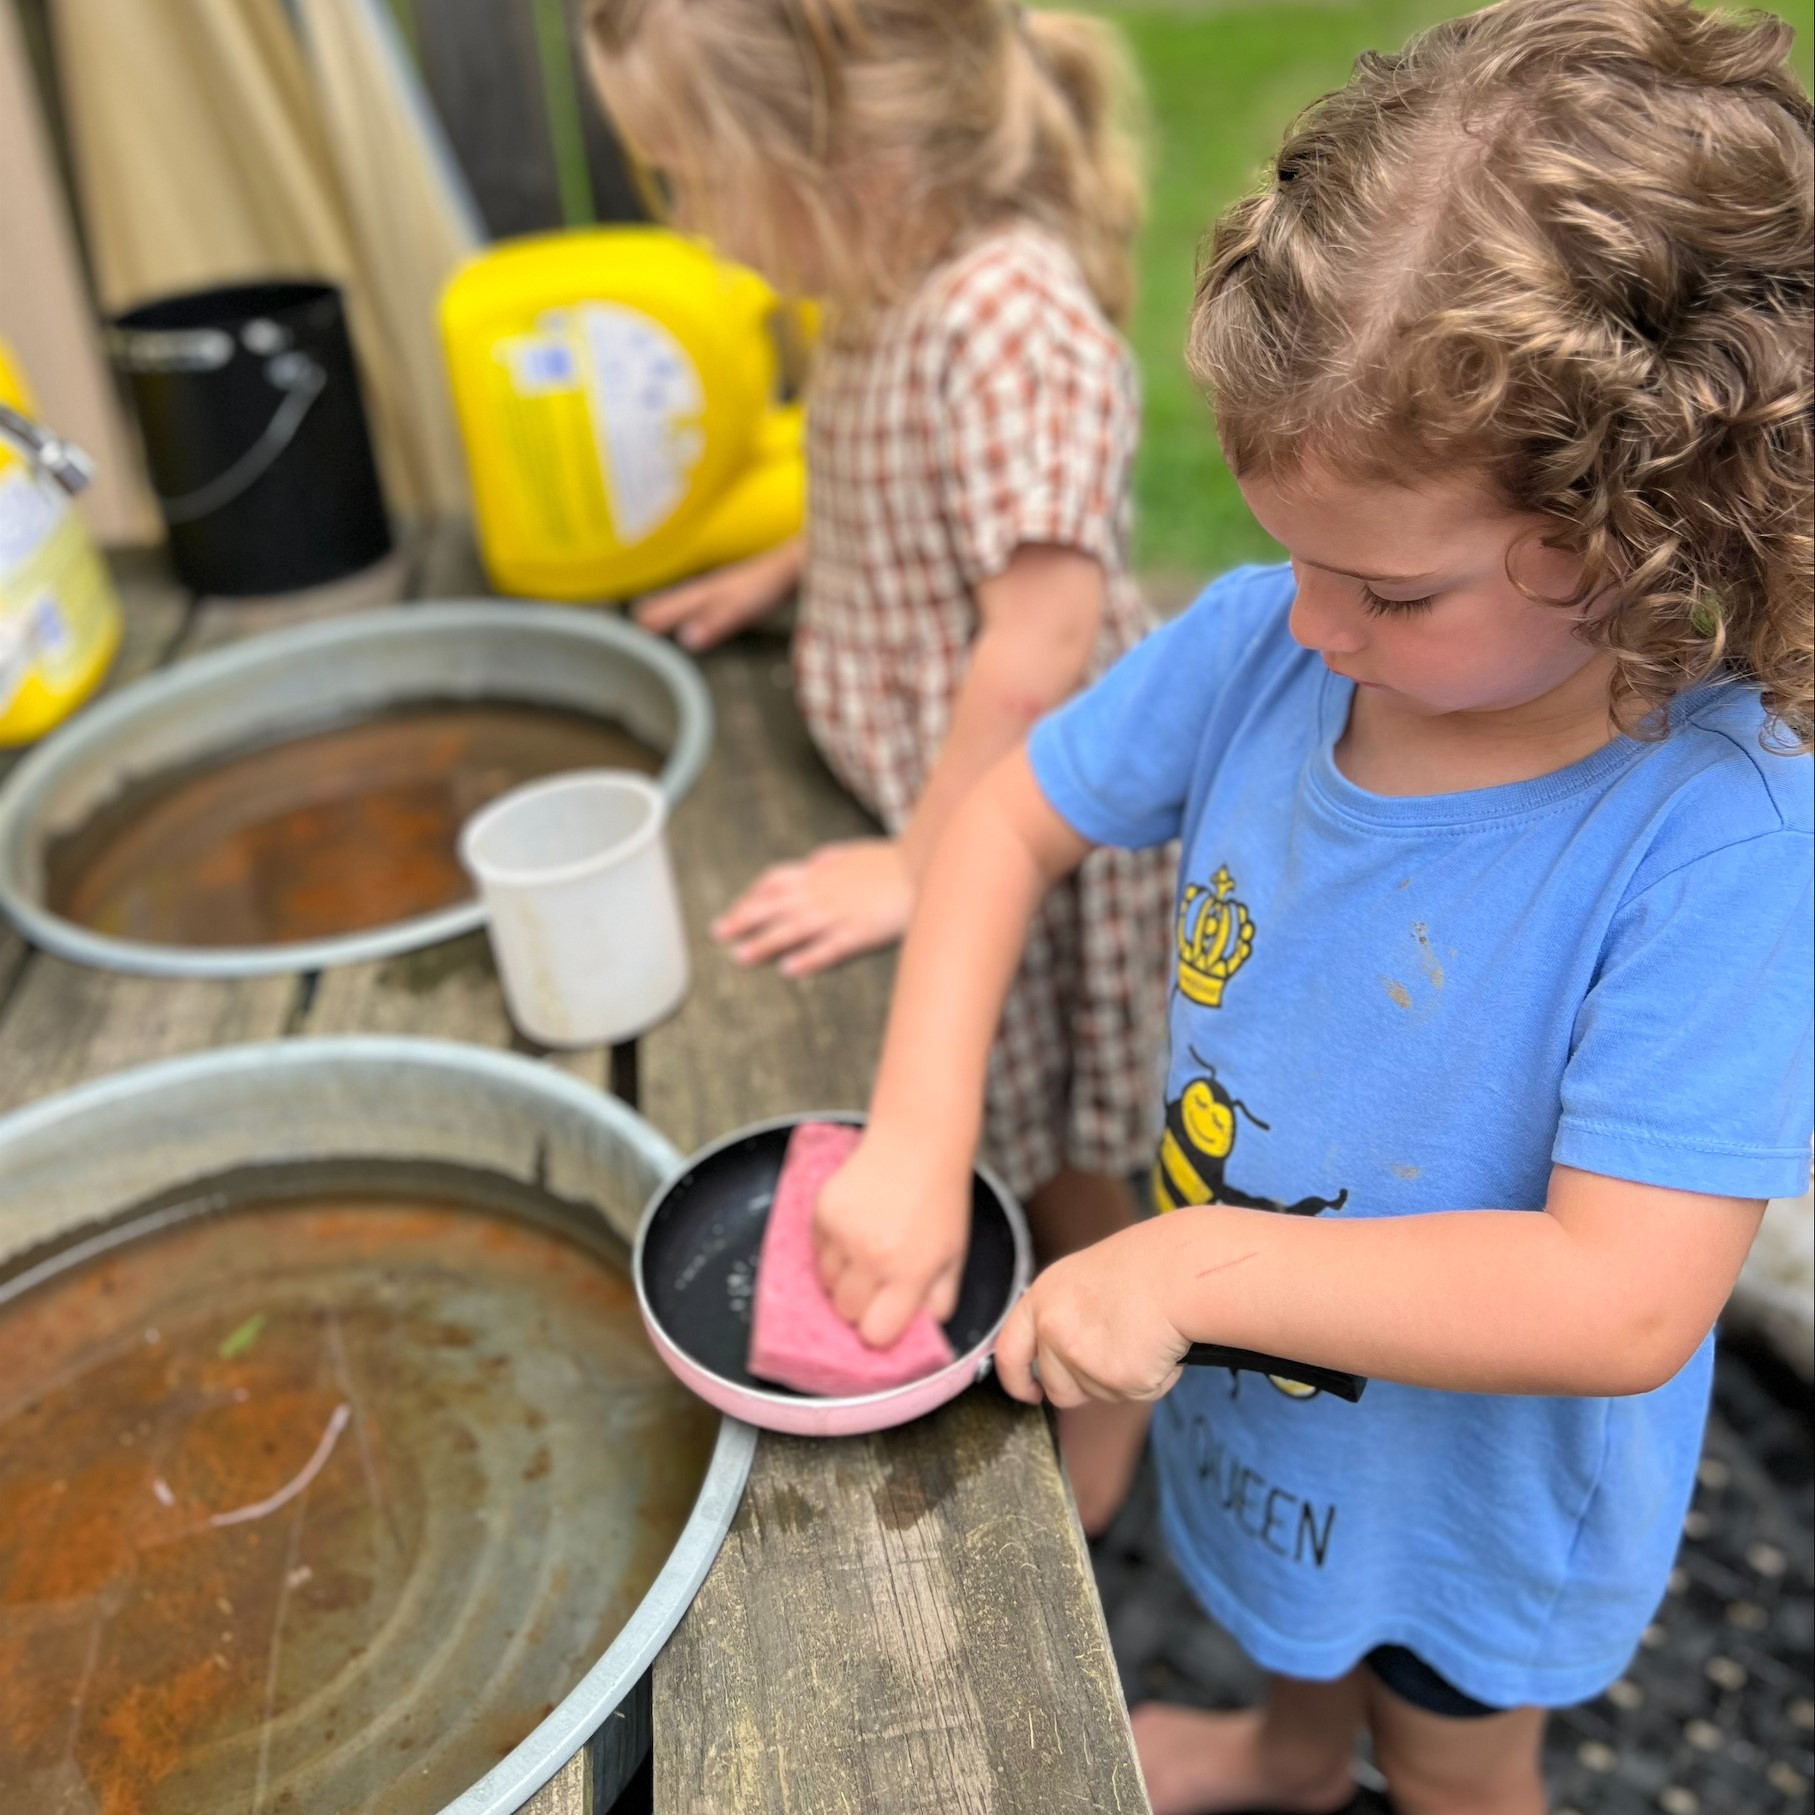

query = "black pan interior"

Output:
[[641, 1120, 1020, 1396]]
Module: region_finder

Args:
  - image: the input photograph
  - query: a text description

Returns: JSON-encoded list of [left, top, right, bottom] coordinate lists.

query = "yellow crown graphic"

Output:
[[1176, 866, 1254, 1007]]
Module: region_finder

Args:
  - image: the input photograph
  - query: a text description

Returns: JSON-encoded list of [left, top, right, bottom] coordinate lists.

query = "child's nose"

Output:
[[1287, 565, 1367, 655]]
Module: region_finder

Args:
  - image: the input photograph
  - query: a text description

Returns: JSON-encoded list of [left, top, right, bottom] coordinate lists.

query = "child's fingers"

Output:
[[993, 1298, 1041, 1402], [827, 1255, 880, 1326], [814, 1239, 850, 1301], [676, 595, 751, 651], [728, 911, 828, 968], [855, 1279, 928, 1351], [633, 578, 717, 635], [779, 927, 863, 978], [712, 864, 802, 931], [722, 859, 810, 913], [1030, 1345, 1090, 1409], [814, 1241, 849, 1299], [692, 581, 780, 647]]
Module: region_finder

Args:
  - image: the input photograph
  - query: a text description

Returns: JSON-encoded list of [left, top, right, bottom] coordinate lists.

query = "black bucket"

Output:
[[112, 281, 392, 596]]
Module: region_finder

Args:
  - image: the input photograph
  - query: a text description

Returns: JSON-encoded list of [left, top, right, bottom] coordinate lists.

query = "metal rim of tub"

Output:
[[0, 601, 715, 979], [0, 1035, 757, 1815]]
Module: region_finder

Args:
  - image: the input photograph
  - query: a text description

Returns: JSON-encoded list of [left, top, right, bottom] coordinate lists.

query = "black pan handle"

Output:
[[1182, 1343, 1367, 1403]]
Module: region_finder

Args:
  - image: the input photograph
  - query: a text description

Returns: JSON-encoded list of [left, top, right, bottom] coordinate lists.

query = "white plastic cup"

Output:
[[458, 770, 689, 1048]]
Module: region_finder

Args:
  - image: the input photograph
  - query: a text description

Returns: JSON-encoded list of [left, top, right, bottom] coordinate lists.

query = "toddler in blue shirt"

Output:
[[812, 2, 1814, 1811]]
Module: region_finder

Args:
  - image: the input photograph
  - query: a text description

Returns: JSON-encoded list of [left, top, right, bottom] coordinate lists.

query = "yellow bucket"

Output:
[[0, 341, 122, 745], [441, 228, 806, 601]]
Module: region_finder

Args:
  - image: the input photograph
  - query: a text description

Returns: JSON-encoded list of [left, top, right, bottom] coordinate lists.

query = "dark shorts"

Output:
[[1364, 1645, 1506, 1720]]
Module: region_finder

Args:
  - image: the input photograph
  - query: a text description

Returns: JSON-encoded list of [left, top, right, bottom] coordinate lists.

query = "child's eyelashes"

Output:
[[1360, 585, 1438, 618]]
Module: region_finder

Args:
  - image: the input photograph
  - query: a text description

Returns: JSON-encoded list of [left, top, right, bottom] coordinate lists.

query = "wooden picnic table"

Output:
[[0, 524, 1149, 1815]]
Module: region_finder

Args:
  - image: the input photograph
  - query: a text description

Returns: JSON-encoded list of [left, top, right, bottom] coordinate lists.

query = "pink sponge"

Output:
[[747, 1122, 957, 1397]]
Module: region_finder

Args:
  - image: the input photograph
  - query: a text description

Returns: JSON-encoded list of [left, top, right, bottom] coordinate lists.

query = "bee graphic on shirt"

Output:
[[1167, 864, 1350, 1399], [1152, 1051, 1349, 1400]]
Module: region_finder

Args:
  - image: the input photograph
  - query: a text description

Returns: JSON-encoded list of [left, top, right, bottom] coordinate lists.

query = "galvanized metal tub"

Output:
[[0, 1038, 755, 1814], [0, 602, 713, 978]]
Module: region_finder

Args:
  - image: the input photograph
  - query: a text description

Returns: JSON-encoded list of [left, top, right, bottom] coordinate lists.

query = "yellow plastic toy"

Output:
[[440, 228, 807, 601], [0, 340, 122, 745]]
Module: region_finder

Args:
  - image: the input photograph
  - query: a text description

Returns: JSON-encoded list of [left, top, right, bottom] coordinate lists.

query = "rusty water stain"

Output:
[[44, 702, 661, 949], [1411, 923, 1446, 990], [1381, 977, 1413, 1011], [0, 1161, 717, 1815]]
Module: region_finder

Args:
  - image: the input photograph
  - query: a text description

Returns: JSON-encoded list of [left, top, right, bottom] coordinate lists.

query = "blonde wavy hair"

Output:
[[1190, 0, 1813, 748], [583, 0, 1144, 327]]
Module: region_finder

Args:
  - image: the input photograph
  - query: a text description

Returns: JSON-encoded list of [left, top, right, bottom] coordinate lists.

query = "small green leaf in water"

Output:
[[219, 1312, 267, 1360]]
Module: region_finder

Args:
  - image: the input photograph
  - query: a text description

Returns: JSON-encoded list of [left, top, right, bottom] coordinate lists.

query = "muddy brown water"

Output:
[[0, 1161, 718, 1815], [43, 702, 663, 948]]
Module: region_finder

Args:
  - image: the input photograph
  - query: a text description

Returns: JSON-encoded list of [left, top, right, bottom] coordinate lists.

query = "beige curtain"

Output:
[[50, 0, 478, 518], [296, 0, 480, 518], [0, 0, 158, 545]]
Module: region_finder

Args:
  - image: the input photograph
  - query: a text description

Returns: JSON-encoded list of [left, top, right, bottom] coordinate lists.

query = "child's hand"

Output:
[[994, 1220, 1192, 1407], [812, 1125, 971, 1349], [633, 537, 803, 651], [713, 839, 913, 977]]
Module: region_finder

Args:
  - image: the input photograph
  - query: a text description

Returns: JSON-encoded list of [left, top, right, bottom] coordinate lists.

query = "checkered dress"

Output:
[[795, 227, 1174, 1198]]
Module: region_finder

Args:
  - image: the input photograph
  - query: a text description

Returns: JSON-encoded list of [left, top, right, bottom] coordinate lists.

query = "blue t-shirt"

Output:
[[1027, 565, 1813, 1708]]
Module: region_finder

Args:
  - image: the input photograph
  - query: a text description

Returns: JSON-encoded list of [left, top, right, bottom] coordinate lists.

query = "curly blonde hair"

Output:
[[584, 0, 1144, 327], [1190, 0, 1813, 749]]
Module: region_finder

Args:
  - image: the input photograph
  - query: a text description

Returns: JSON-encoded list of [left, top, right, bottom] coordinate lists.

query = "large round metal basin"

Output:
[[0, 1038, 754, 1815], [0, 603, 713, 978]]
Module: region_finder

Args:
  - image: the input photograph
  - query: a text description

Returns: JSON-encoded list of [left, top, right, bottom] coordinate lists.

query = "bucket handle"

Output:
[[0, 405, 95, 497], [154, 353, 325, 526]]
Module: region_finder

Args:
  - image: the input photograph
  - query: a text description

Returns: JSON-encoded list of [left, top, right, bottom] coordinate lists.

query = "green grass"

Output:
[[1088, 2, 1815, 579]]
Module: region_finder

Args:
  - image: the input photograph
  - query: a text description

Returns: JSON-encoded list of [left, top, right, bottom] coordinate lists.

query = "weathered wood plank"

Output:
[[644, 634, 1146, 1815], [518, 1750, 591, 1815], [657, 1392, 1148, 1815], [0, 959, 298, 1116], [638, 633, 897, 1153]]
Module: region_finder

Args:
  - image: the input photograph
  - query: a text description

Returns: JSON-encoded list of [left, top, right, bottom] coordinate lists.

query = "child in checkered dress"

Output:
[[588, 1, 1173, 1522]]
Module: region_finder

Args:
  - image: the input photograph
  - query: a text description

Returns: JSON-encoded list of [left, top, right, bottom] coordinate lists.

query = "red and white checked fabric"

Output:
[[795, 227, 1173, 1197]]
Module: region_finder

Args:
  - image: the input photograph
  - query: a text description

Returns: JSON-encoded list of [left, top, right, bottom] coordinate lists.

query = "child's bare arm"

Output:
[[812, 746, 1092, 1346], [714, 543, 1102, 976], [994, 1166, 1766, 1406], [898, 544, 1104, 876]]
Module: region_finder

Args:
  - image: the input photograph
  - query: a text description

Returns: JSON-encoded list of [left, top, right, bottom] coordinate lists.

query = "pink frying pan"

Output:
[[633, 1113, 1363, 1439]]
